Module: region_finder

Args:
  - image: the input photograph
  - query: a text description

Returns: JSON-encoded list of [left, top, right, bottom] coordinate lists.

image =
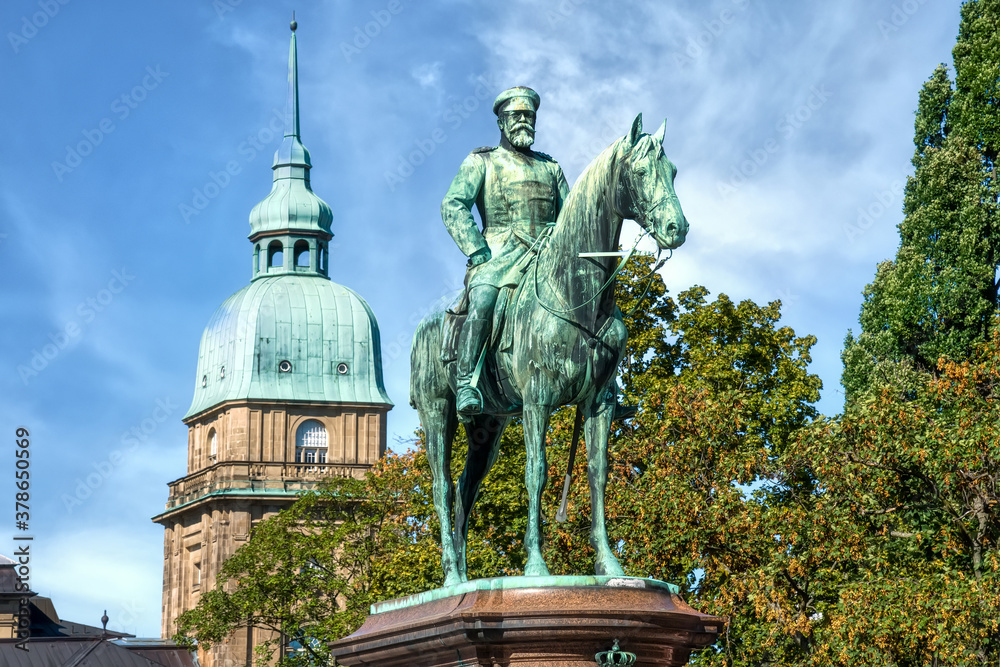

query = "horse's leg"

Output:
[[454, 414, 509, 581], [420, 398, 462, 586], [523, 401, 553, 576], [584, 387, 626, 577], [412, 312, 465, 586]]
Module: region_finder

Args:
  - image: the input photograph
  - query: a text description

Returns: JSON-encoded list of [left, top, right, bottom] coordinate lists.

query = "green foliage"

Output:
[[913, 65, 952, 155], [952, 0, 1000, 165], [612, 281, 824, 665], [800, 333, 1000, 665], [829, 5, 1000, 663], [538, 253, 827, 663], [616, 250, 679, 386], [843, 1, 1000, 402]]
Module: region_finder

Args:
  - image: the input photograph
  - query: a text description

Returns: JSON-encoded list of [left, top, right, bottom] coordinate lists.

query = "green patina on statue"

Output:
[[410, 87, 688, 585], [441, 87, 571, 419]]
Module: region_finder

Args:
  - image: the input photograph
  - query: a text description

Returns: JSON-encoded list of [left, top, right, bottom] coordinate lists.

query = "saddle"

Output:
[[442, 229, 546, 365], [440, 286, 516, 363], [439, 283, 524, 417]]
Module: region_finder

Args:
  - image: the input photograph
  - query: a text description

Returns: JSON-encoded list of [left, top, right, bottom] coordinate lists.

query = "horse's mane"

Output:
[[555, 136, 624, 234]]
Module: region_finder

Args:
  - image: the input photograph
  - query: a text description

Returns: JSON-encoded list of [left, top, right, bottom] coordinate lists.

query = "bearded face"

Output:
[[500, 109, 536, 149]]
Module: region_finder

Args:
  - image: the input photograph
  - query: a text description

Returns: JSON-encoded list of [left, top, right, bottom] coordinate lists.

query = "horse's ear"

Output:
[[653, 118, 667, 146], [627, 113, 643, 146]]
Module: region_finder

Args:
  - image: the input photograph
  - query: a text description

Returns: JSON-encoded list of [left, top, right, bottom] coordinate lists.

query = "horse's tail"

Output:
[[409, 310, 450, 409]]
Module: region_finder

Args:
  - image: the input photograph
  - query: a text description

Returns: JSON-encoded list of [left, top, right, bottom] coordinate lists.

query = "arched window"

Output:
[[254, 244, 260, 274], [208, 429, 217, 462], [295, 420, 328, 466], [319, 244, 327, 273], [294, 240, 310, 269], [267, 240, 284, 269]]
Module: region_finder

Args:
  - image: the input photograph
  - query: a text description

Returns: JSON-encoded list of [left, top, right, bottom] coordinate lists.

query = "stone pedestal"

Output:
[[330, 576, 724, 666]]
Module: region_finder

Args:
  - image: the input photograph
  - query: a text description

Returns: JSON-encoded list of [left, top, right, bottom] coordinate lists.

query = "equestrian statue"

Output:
[[410, 86, 688, 586]]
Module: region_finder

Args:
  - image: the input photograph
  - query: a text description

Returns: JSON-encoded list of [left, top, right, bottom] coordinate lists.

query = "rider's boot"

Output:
[[456, 317, 490, 417]]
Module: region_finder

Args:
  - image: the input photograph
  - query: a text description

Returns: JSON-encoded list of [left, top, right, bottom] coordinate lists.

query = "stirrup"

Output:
[[457, 385, 484, 416]]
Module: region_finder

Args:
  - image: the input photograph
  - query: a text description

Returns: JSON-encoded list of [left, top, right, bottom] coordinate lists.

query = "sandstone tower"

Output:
[[153, 23, 392, 666]]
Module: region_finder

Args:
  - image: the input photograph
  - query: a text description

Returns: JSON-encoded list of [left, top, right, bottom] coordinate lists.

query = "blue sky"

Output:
[[0, 0, 965, 639]]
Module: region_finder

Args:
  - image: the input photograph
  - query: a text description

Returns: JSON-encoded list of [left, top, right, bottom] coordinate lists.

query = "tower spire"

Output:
[[247, 18, 334, 280], [271, 16, 308, 173], [287, 13, 300, 140]]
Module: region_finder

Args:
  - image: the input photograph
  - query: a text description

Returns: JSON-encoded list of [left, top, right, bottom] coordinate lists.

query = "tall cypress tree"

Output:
[[842, 0, 999, 402]]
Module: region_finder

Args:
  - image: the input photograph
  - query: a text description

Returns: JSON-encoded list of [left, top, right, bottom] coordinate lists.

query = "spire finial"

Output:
[[248, 22, 333, 277], [286, 19, 300, 139]]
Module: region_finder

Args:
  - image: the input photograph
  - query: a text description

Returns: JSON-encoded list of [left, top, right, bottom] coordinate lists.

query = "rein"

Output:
[[532, 229, 659, 316]]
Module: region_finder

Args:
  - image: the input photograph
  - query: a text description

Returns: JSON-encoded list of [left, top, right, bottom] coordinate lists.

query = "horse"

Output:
[[410, 113, 688, 586]]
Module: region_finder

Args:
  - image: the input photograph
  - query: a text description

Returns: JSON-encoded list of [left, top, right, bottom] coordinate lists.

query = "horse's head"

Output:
[[615, 113, 688, 250]]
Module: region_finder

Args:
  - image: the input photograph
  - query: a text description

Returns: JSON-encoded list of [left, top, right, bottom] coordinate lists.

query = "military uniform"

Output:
[[441, 145, 569, 289], [444, 85, 570, 418], [441, 85, 636, 423]]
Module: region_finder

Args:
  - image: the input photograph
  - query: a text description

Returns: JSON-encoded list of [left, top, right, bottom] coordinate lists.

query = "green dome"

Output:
[[247, 163, 333, 238], [185, 275, 392, 419]]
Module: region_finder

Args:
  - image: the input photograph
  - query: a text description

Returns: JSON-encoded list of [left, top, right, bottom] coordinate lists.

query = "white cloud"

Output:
[[412, 61, 444, 89]]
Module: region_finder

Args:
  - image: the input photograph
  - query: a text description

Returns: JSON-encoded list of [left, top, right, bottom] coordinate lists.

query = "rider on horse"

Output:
[[441, 86, 569, 418]]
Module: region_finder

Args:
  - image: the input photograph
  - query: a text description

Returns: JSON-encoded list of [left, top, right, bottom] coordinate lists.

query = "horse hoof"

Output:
[[524, 558, 550, 577], [595, 557, 626, 577]]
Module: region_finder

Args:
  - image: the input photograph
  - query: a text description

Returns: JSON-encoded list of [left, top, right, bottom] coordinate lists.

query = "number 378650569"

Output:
[[15, 427, 30, 524]]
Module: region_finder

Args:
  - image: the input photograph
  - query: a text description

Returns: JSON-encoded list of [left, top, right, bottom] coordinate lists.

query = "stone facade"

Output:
[[154, 400, 387, 666]]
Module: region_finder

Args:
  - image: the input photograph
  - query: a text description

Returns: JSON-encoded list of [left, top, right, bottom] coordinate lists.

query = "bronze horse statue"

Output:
[[410, 114, 688, 586]]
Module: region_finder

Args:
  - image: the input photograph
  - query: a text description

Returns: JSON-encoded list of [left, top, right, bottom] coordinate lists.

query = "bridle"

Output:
[[619, 144, 680, 229]]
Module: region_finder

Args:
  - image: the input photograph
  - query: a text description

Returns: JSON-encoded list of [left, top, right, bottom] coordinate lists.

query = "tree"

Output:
[[541, 256, 827, 664], [951, 0, 1000, 173], [825, 4, 1000, 661], [842, 0, 1000, 402], [800, 332, 1000, 665], [612, 286, 824, 665]]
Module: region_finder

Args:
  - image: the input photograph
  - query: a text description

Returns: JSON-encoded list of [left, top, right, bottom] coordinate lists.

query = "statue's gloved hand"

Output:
[[468, 247, 492, 267]]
